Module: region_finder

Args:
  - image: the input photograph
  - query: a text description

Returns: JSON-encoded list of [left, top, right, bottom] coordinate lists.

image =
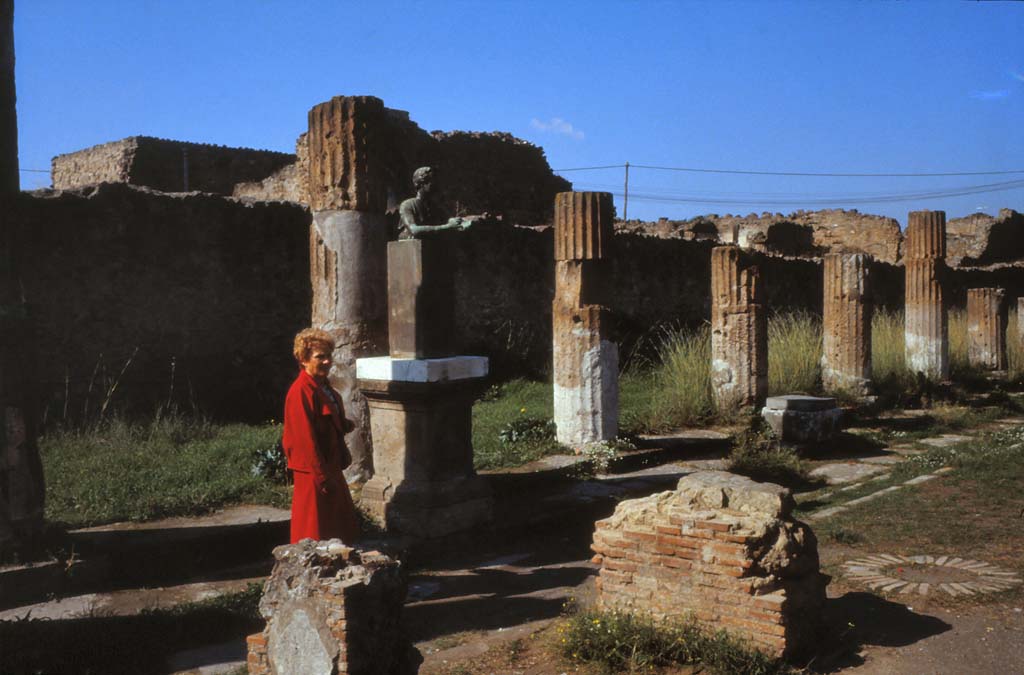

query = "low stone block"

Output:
[[248, 539, 411, 675], [762, 396, 842, 443]]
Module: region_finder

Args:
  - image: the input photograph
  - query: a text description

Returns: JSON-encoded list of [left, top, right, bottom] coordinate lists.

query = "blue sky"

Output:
[[13, 1, 1024, 225]]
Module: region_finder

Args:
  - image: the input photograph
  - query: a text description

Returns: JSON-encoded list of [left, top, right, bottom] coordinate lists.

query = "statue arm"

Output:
[[404, 217, 472, 237]]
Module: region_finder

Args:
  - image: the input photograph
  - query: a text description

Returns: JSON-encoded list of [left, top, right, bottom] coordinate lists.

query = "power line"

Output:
[[571, 178, 1024, 207], [18, 168, 49, 173], [554, 162, 1024, 177]]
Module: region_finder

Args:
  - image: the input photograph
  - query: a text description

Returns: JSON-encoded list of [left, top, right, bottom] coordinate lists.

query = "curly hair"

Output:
[[293, 328, 335, 363]]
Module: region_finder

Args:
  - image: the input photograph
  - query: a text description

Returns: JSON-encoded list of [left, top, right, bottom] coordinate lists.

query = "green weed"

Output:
[[559, 607, 792, 675]]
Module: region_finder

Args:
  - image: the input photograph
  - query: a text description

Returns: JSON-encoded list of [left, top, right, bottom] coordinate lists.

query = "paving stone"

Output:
[[903, 474, 937, 486], [809, 462, 887, 484], [920, 435, 973, 448], [859, 455, 904, 465]]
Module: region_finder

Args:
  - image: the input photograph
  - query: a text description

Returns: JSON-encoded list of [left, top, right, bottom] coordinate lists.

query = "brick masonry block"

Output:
[[592, 472, 827, 659]]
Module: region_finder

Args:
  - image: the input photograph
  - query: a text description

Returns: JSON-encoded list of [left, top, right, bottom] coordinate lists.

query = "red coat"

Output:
[[282, 369, 359, 544]]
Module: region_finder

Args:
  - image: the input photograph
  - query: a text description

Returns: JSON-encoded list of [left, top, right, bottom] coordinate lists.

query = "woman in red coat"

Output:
[[282, 328, 360, 544]]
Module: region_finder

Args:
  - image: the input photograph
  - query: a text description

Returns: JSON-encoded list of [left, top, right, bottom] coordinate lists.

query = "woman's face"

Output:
[[301, 343, 333, 380]]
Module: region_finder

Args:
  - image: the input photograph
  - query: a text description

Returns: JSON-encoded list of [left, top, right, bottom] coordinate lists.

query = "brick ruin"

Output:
[[247, 539, 409, 675], [591, 471, 827, 658]]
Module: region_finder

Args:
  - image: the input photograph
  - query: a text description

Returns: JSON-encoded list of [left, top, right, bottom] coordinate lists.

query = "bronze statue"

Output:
[[398, 167, 472, 239]]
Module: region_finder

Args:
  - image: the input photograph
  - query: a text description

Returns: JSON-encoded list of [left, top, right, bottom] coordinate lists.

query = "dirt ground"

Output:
[[412, 475, 1024, 675]]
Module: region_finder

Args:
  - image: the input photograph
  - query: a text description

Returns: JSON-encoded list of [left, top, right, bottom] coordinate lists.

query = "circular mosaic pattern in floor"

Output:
[[842, 554, 1022, 597]]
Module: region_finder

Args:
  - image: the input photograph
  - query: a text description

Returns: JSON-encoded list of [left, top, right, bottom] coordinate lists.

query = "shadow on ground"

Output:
[[810, 591, 952, 672]]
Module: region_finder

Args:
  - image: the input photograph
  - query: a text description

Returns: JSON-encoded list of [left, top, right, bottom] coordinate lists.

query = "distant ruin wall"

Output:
[[13, 184, 310, 423], [52, 136, 295, 196], [620, 208, 1024, 269]]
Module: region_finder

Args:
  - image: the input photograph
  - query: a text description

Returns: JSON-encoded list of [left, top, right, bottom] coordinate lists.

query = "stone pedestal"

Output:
[[967, 287, 1007, 371], [307, 95, 391, 480], [247, 540, 409, 675], [552, 191, 618, 448], [761, 395, 842, 444], [904, 210, 949, 381], [822, 253, 872, 395], [710, 246, 767, 410], [356, 357, 492, 537], [387, 239, 455, 359]]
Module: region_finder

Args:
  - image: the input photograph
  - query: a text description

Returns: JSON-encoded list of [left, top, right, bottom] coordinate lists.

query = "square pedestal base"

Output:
[[357, 363, 492, 538]]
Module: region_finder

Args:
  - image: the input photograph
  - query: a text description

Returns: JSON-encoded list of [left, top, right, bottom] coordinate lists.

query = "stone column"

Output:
[[710, 246, 767, 410], [1019, 298, 1024, 352], [967, 287, 1007, 371], [822, 252, 872, 395], [552, 191, 618, 448], [904, 210, 949, 381], [307, 95, 390, 481], [0, 0, 44, 558]]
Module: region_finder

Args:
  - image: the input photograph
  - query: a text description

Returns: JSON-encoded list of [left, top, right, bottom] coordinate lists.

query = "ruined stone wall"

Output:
[[52, 136, 295, 195], [238, 121, 571, 225], [947, 209, 1024, 267], [232, 133, 307, 203], [13, 184, 310, 423], [619, 209, 904, 264], [50, 137, 136, 188], [621, 207, 1024, 269]]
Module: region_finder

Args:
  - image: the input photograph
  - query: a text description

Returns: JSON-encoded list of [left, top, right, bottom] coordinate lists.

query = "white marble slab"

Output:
[[355, 355, 489, 382]]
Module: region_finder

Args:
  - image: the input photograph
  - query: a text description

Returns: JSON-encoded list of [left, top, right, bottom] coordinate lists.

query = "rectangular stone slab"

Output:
[[764, 394, 837, 412]]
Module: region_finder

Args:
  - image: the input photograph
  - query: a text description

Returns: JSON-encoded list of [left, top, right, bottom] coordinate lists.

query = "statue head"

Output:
[[412, 166, 435, 194]]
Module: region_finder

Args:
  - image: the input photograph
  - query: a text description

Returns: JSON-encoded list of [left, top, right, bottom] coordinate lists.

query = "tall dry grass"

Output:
[[870, 309, 913, 391], [648, 325, 714, 428], [767, 311, 822, 395]]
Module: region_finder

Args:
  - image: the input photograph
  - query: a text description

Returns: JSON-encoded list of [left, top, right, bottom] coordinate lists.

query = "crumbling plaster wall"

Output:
[[13, 183, 310, 422]]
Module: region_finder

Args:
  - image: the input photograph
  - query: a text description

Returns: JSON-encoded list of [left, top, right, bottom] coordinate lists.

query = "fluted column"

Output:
[[822, 253, 873, 395], [904, 210, 949, 381], [308, 95, 390, 481], [552, 191, 618, 448], [711, 246, 767, 410], [967, 288, 1007, 371]]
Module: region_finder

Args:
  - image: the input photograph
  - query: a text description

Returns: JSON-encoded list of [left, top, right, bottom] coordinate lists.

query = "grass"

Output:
[[559, 607, 792, 675], [767, 311, 822, 395], [818, 424, 1024, 602], [0, 584, 264, 675], [41, 411, 289, 528], [871, 308, 915, 393], [472, 379, 562, 470]]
